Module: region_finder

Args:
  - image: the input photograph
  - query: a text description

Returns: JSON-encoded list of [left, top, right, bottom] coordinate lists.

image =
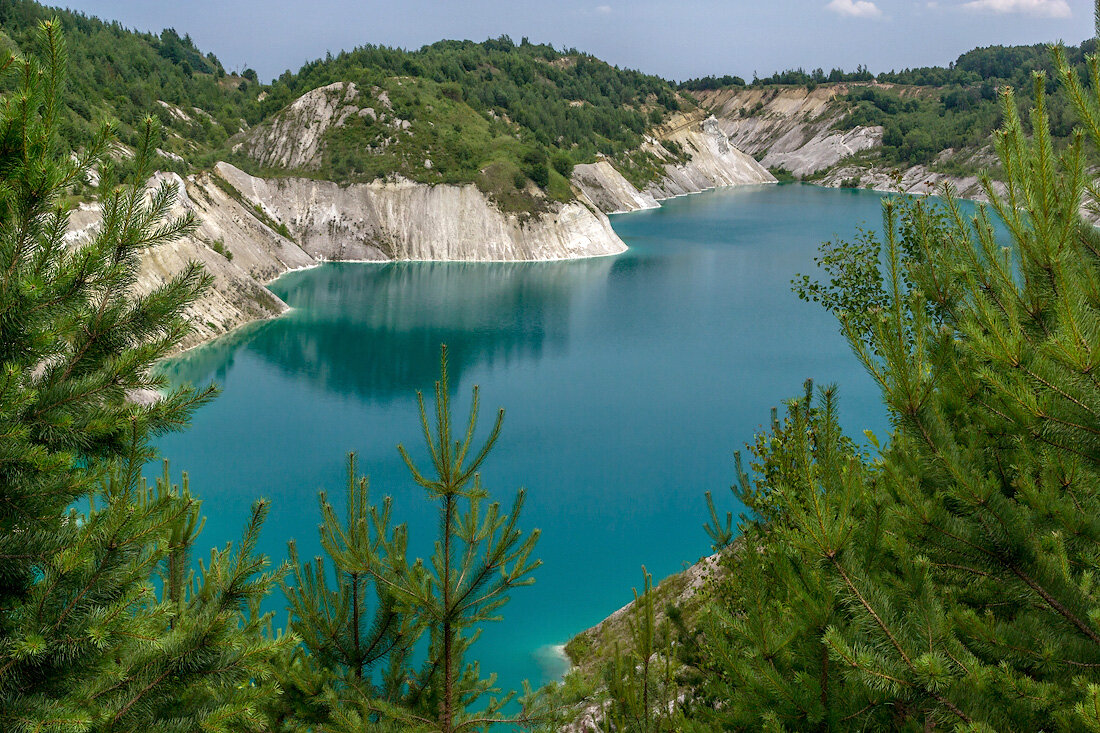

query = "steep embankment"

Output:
[[693, 85, 1007, 199], [573, 110, 775, 213], [67, 81, 773, 352], [216, 162, 625, 262], [697, 86, 883, 178]]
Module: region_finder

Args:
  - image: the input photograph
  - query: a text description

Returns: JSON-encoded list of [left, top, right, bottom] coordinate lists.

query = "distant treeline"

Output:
[[679, 39, 1097, 91], [681, 40, 1098, 169]]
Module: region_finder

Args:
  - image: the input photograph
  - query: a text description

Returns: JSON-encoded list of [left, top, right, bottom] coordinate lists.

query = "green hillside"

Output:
[[225, 37, 693, 208], [1, 0, 691, 206], [0, 0, 261, 170]]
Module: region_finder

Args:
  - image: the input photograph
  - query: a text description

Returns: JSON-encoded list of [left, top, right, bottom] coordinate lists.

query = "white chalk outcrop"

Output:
[[233, 82, 362, 170], [572, 160, 660, 214], [69, 163, 629, 351], [215, 163, 625, 262], [696, 85, 883, 178], [642, 113, 775, 200], [572, 111, 776, 214]]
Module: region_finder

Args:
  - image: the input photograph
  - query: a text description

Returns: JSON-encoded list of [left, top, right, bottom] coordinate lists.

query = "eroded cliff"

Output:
[[72, 80, 778, 352]]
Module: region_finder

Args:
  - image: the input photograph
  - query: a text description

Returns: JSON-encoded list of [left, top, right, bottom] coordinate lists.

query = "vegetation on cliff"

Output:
[[687, 39, 1097, 173], [0, 0, 263, 172], [1, 0, 695, 211]]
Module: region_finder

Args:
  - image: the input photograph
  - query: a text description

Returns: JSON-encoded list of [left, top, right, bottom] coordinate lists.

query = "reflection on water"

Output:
[[164, 258, 618, 402]]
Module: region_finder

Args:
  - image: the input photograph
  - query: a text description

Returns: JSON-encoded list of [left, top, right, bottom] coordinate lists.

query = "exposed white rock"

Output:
[[571, 111, 774, 213], [696, 85, 885, 177], [156, 148, 185, 164], [156, 100, 192, 123], [641, 114, 774, 199], [235, 81, 361, 170], [761, 125, 882, 178], [572, 160, 660, 213], [215, 162, 626, 262]]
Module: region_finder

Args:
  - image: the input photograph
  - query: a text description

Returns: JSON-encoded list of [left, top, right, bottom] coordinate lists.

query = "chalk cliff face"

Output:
[[571, 161, 660, 214], [74, 81, 778, 352], [642, 113, 776, 200], [215, 163, 626, 262], [571, 111, 776, 214], [695, 86, 883, 178], [69, 163, 631, 350]]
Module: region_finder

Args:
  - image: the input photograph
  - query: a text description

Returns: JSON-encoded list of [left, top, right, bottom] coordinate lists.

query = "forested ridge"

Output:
[[0, 0, 692, 203], [1, 0, 1090, 193]]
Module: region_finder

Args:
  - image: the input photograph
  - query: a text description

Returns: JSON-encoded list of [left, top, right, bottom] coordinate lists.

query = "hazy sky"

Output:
[[59, 0, 1095, 82]]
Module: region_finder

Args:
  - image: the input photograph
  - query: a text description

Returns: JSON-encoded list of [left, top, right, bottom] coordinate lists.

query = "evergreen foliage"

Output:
[[0, 21, 288, 731], [0, 0, 259, 167], [260, 36, 684, 165], [269, 347, 544, 732], [375, 345, 542, 733], [277, 453, 418, 727], [601, 568, 681, 733], [675, 23, 1100, 730]]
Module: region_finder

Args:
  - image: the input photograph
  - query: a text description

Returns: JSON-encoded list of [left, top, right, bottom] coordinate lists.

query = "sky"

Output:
[[58, 0, 1095, 83]]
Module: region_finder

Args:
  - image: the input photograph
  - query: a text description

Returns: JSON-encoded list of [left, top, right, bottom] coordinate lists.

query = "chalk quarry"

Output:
[[68, 82, 775, 351]]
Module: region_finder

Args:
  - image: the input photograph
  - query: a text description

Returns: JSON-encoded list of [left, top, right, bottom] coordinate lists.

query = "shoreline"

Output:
[[163, 175, 1021, 365], [167, 179, 778, 359]]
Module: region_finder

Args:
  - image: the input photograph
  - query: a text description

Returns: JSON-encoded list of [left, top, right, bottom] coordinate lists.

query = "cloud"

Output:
[[826, 0, 883, 18], [594, 4, 612, 13], [960, 0, 1070, 17]]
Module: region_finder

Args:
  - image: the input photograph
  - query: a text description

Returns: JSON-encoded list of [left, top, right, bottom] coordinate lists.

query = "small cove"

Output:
[[153, 183, 959, 694]]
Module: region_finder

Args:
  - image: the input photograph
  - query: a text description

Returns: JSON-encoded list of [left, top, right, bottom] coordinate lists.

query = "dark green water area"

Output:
[[154, 183, 964, 694]]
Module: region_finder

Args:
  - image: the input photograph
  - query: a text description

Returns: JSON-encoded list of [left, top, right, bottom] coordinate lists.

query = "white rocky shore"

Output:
[[66, 88, 774, 352]]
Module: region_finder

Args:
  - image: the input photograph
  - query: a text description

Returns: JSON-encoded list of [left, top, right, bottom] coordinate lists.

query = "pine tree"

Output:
[[278, 452, 418, 726], [85, 463, 292, 733], [0, 20, 289, 731], [688, 9, 1100, 729], [601, 568, 681, 733], [374, 345, 543, 733], [687, 384, 893, 730], [272, 346, 544, 732]]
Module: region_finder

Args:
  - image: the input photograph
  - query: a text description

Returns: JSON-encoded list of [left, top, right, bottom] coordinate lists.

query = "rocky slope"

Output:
[[696, 86, 883, 178], [572, 111, 775, 213], [64, 80, 777, 353], [692, 85, 998, 195]]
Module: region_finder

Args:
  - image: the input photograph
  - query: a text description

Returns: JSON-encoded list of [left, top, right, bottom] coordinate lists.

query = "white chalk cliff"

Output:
[[68, 83, 775, 351]]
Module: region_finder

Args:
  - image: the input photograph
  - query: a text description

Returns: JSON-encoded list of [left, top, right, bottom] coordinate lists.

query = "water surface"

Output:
[[155, 183, 902, 694]]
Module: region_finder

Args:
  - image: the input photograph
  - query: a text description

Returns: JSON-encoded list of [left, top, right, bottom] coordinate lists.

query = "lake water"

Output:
[[153, 183, 903, 696]]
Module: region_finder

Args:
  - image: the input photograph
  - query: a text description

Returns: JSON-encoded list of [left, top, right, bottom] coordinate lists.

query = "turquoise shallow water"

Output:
[[154, 183, 909, 695]]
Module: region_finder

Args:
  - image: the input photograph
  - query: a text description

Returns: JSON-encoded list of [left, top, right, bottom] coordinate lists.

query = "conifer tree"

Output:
[[273, 347, 543, 732], [688, 8, 1100, 729], [374, 345, 543, 733], [0, 20, 289, 731], [601, 568, 681, 733], [279, 453, 418, 725]]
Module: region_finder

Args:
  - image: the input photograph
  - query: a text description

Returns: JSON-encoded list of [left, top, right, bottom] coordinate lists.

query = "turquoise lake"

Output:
[[154, 182, 906, 695]]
